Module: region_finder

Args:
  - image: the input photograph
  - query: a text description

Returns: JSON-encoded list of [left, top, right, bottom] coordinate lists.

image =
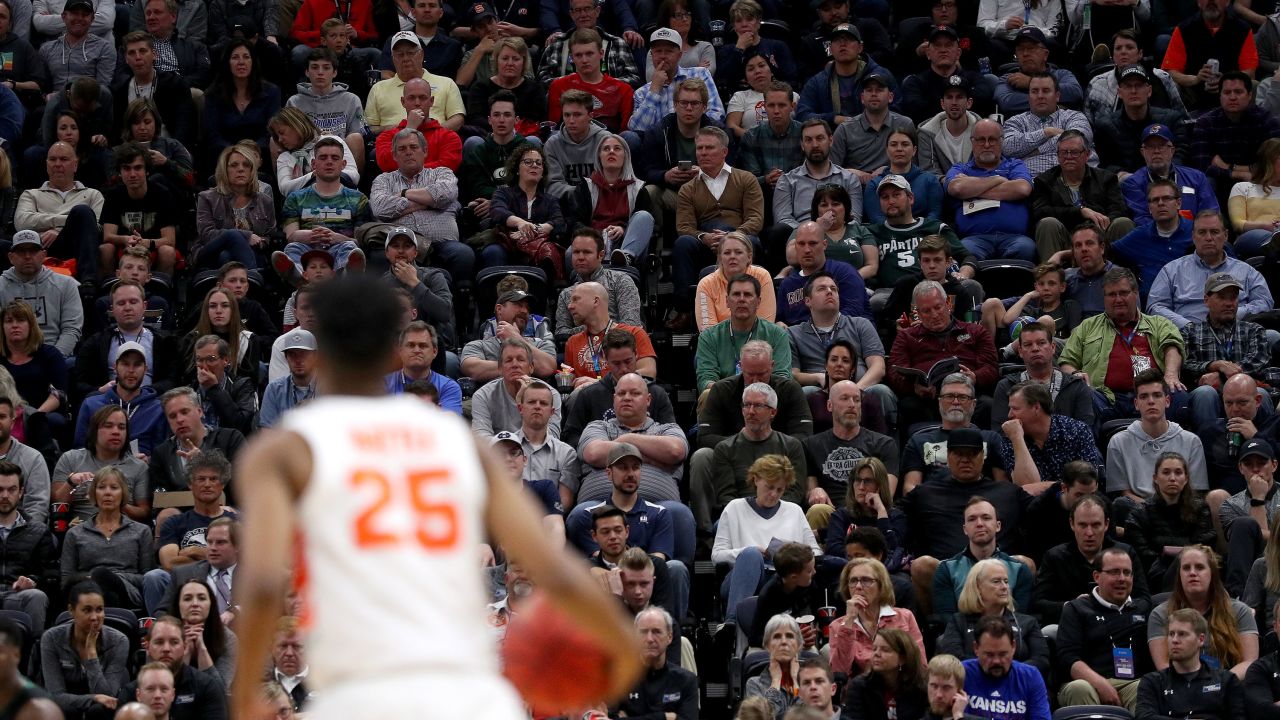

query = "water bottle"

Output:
[[979, 56, 992, 75], [1229, 431, 1243, 459], [710, 19, 726, 48]]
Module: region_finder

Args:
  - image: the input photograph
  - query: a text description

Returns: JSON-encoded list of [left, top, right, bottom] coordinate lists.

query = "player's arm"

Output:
[[480, 438, 642, 701], [230, 429, 312, 720]]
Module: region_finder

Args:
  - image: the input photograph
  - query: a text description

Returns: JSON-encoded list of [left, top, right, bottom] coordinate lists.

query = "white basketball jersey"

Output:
[[282, 396, 495, 690]]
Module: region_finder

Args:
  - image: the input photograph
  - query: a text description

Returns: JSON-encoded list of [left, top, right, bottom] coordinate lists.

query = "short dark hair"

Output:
[[845, 526, 886, 558], [773, 543, 814, 577], [802, 271, 836, 299], [1091, 545, 1132, 573], [1133, 367, 1168, 395], [1061, 460, 1099, 489], [404, 378, 440, 401], [1027, 71, 1059, 91], [1221, 70, 1253, 94], [311, 277, 403, 378], [488, 89, 517, 111], [603, 328, 637, 354], [572, 226, 605, 252], [1009, 381, 1051, 414], [1071, 222, 1105, 247], [973, 615, 1016, 646], [306, 47, 338, 67], [825, 339, 857, 365], [797, 656, 833, 682], [114, 141, 151, 172], [801, 118, 831, 136], [728, 273, 761, 297], [590, 505, 626, 531], [0, 461, 21, 490], [313, 136, 346, 155]]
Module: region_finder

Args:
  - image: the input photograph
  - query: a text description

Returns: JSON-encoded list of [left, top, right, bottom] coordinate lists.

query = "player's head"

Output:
[[310, 276, 403, 388]]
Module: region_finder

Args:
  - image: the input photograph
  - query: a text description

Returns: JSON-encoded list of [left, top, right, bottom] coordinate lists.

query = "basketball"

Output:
[[1009, 315, 1038, 342], [501, 592, 613, 713]]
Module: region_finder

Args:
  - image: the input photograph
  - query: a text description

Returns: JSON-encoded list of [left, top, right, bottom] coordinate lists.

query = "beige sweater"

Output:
[[15, 183, 104, 231], [675, 166, 764, 237]]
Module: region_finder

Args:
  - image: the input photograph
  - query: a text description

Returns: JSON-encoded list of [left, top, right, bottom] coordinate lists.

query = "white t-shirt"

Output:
[[728, 90, 800, 133]]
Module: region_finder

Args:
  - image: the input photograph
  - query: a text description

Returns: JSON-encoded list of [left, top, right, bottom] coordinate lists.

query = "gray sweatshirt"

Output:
[[4, 439, 49, 527], [0, 266, 83, 356], [1105, 420, 1207, 498], [36, 32, 115, 90], [40, 623, 129, 714], [287, 82, 366, 138], [544, 122, 607, 199], [60, 515, 155, 590]]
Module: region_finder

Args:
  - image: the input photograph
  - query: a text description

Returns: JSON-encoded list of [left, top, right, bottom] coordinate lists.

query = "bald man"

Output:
[[1200, 374, 1280, 500], [564, 282, 657, 384], [11, 140, 105, 300], [115, 702, 156, 720], [372, 76, 464, 173]]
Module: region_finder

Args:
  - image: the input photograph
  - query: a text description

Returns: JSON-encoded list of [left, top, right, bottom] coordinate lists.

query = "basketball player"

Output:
[[231, 277, 641, 719]]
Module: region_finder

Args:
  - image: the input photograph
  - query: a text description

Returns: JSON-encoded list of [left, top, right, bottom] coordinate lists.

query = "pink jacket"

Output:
[[828, 606, 926, 677]]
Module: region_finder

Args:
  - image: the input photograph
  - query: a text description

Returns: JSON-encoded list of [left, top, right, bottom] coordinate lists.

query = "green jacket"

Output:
[[1058, 312, 1184, 401], [695, 318, 793, 391]]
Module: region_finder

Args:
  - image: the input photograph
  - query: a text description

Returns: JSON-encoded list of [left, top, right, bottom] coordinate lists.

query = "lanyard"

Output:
[[586, 322, 614, 377], [1209, 324, 1235, 358], [1115, 321, 1140, 353], [811, 321, 837, 349]]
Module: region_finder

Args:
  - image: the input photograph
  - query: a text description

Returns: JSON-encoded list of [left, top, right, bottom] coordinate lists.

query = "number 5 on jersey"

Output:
[[351, 469, 459, 550]]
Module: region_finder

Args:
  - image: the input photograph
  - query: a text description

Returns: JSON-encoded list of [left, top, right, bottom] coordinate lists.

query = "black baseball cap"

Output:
[[1241, 438, 1276, 462], [948, 427, 985, 452], [929, 24, 960, 41]]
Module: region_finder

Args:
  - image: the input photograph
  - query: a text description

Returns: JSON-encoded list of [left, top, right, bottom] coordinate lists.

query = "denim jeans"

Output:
[[1093, 387, 1190, 425], [1187, 384, 1274, 432], [283, 240, 359, 271], [721, 546, 769, 623], [430, 239, 475, 287], [961, 232, 1037, 262], [194, 229, 259, 270], [1235, 228, 1273, 258], [563, 210, 655, 273]]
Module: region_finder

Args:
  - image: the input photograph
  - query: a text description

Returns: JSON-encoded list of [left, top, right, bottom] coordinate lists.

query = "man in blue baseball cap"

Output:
[[993, 26, 1083, 115], [1118, 122, 1218, 224]]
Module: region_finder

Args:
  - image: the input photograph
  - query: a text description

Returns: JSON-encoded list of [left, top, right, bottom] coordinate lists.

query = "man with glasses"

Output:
[[1002, 73, 1095, 176], [629, 27, 722, 134], [1110, 179, 1194, 297], [943, 119, 1037, 263], [1120, 123, 1217, 224], [901, 373, 1009, 496], [636, 78, 718, 253], [1060, 268, 1188, 425], [1056, 547, 1151, 711], [1030, 129, 1132, 263]]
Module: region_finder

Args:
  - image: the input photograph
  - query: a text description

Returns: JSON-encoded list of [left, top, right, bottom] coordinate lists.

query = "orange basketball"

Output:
[[500, 592, 613, 714]]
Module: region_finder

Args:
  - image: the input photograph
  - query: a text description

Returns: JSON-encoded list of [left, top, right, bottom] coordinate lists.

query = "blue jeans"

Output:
[[673, 221, 760, 307], [961, 232, 1037, 262], [430, 239, 475, 287], [721, 546, 768, 623], [1235, 228, 1273, 258], [1093, 388, 1190, 425], [283, 240, 359, 271], [1187, 384, 1274, 432], [563, 210, 655, 273], [142, 568, 170, 616], [195, 229, 258, 270]]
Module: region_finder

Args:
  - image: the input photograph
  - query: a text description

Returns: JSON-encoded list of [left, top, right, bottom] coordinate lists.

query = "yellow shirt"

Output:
[[363, 69, 465, 129]]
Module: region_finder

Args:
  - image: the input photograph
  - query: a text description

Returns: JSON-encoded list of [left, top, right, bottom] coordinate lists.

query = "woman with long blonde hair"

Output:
[[1149, 545, 1258, 678], [193, 141, 276, 271], [1228, 137, 1280, 256], [936, 558, 1050, 676]]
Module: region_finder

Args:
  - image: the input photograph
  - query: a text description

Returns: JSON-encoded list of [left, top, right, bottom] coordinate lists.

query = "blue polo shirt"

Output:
[[944, 157, 1034, 235]]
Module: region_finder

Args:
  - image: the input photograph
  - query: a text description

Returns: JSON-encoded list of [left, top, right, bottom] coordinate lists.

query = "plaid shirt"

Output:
[[1181, 317, 1271, 378], [537, 29, 641, 88], [738, 119, 804, 179], [369, 167, 462, 246], [1190, 105, 1280, 180], [628, 66, 724, 134], [1002, 108, 1096, 176]]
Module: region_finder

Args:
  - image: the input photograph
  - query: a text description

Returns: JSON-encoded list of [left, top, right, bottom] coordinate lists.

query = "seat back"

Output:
[[975, 259, 1036, 303], [474, 266, 550, 317], [1052, 705, 1134, 720]]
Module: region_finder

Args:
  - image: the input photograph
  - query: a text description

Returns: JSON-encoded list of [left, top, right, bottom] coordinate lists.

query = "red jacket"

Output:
[[886, 320, 999, 395], [290, 0, 378, 47], [375, 118, 462, 173]]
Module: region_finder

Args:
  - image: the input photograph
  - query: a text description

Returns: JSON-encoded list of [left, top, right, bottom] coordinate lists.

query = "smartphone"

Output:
[[678, 160, 693, 171]]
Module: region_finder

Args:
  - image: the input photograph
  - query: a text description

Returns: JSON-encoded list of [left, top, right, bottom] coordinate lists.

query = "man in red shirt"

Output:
[[1161, 0, 1258, 111], [548, 28, 634, 133], [373, 76, 463, 172]]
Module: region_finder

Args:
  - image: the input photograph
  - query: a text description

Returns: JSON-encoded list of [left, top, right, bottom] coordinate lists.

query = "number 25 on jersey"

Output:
[[351, 469, 459, 550]]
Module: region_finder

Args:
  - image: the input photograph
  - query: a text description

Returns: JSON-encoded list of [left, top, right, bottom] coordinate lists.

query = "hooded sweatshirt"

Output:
[[1105, 420, 1208, 498], [918, 110, 982, 177], [583, 133, 642, 229], [288, 82, 366, 139], [544, 121, 608, 199], [0, 267, 82, 356], [74, 384, 166, 450], [36, 32, 114, 90], [275, 133, 361, 196], [373, 117, 463, 173]]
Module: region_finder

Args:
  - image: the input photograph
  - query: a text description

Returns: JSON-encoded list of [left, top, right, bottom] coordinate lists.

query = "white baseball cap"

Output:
[[650, 27, 681, 46]]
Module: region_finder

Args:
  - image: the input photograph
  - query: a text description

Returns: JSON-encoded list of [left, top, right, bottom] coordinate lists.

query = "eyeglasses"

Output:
[[520, 158, 543, 167], [742, 402, 772, 411], [195, 355, 223, 364], [1099, 568, 1134, 577], [1058, 148, 1086, 158], [1148, 195, 1178, 204], [676, 99, 706, 108], [848, 577, 878, 587], [939, 393, 975, 402]]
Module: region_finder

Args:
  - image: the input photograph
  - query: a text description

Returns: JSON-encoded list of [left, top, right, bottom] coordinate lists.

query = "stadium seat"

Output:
[[1051, 706, 1134, 720], [474, 266, 550, 318], [975, 259, 1036, 303]]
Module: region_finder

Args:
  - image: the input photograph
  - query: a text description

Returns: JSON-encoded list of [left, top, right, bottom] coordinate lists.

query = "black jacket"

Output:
[[72, 329, 181, 402], [899, 475, 1032, 559], [899, 68, 997, 124], [148, 429, 246, 501], [801, 18, 894, 76], [936, 610, 1051, 678], [843, 672, 929, 720], [0, 513, 57, 590], [1031, 539, 1150, 625], [612, 663, 699, 720], [110, 69, 197, 148], [1136, 663, 1245, 720], [561, 373, 676, 450], [117, 664, 226, 720], [1057, 592, 1154, 682], [194, 376, 257, 436], [696, 374, 812, 450], [1245, 651, 1280, 720], [1123, 498, 1217, 588], [635, 113, 718, 190], [1030, 165, 1129, 227], [1094, 106, 1189, 174]]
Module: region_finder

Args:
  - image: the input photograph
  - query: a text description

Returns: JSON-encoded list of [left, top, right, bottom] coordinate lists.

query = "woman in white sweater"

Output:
[[713, 454, 822, 625]]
